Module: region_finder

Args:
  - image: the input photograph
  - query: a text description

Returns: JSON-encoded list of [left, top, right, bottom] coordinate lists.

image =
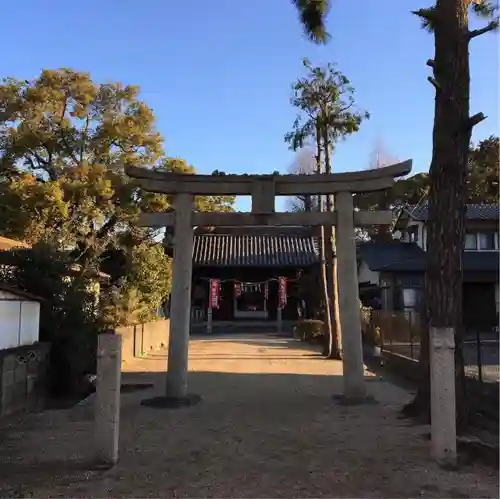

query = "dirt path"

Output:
[[0, 334, 498, 498]]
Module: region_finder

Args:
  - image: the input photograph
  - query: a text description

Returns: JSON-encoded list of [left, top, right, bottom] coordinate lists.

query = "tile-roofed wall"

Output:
[[407, 203, 499, 221]]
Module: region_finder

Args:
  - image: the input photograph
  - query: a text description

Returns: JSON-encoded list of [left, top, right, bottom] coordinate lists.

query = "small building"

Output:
[[185, 226, 320, 325], [0, 284, 42, 350], [358, 203, 499, 331]]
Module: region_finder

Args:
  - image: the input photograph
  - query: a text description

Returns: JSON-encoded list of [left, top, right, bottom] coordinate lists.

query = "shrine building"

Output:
[[167, 226, 321, 325]]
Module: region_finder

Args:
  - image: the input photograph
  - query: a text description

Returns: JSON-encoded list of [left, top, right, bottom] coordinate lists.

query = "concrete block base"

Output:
[[141, 393, 202, 409]]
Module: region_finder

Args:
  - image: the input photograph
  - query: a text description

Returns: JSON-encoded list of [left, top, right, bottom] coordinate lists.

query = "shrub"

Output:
[[295, 319, 325, 343]]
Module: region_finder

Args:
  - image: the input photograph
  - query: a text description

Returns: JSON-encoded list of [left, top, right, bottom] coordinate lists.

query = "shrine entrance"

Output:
[[126, 160, 412, 404], [234, 282, 267, 319]]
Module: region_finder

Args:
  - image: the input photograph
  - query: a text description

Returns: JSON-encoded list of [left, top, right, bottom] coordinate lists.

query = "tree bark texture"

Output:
[[406, 0, 470, 430]]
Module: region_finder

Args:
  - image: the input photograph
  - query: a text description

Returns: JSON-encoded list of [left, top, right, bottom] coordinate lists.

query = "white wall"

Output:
[[358, 261, 380, 286], [400, 221, 426, 250], [0, 291, 40, 350]]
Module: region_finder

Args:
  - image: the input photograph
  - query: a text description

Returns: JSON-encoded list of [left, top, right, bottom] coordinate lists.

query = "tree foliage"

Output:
[[285, 59, 369, 155], [0, 69, 234, 327], [292, 0, 331, 43]]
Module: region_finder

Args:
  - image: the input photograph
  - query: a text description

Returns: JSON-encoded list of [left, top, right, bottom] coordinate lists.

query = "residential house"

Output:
[[358, 203, 499, 331]]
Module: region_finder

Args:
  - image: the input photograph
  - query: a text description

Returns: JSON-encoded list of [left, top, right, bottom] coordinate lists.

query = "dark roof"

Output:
[[405, 203, 499, 221], [0, 284, 44, 302], [358, 242, 499, 273], [462, 252, 499, 273], [193, 233, 319, 267], [358, 242, 426, 272]]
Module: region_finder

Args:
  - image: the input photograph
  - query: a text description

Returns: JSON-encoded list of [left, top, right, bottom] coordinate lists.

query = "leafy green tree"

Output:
[[285, 58, 369, 359], [468, 135, 499, 204], [0, 69, 165, 257], [101, 241, 172, 325], [0, 70, 234, 328], [100, 285, 151, 328]]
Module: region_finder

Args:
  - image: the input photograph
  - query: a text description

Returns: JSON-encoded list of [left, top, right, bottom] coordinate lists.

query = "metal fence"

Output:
[[364, 309, 500, 385], [463, 327, 500, 384]]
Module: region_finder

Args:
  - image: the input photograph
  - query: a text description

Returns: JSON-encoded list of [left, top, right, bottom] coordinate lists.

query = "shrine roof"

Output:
[[193, 230, 320, 267]]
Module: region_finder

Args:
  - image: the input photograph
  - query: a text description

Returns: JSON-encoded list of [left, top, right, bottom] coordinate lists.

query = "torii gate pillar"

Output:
[[336, 191, 366, 400], [165, 193, 194, 399]]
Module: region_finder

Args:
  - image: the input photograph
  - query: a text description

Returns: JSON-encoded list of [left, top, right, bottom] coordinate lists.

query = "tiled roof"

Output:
[[359, 242, 499, 273], [193, 234, 320, 267], [358, 242, 426, 272], [462, 252, 499, 273], [406, 203, 499, 221], [0, 283, 44, 302]]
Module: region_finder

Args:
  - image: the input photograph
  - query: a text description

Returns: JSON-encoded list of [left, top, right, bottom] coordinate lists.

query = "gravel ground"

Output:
[[0, 334, 498, 498]]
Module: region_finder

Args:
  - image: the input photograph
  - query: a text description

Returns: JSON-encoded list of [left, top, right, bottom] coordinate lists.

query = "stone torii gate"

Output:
[[126, 160, 412, 406]]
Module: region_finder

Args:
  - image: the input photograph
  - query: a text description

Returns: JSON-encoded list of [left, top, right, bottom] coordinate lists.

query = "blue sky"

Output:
[[3, 0, 498, 211]]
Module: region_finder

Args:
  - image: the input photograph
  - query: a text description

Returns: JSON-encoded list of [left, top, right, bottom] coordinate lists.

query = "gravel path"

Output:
[[0, 334, 498, 498]]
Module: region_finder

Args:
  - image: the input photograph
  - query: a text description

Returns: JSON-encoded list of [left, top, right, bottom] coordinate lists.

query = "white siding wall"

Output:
[[358, 261, 380, 286], [0, 290, 40, 350]]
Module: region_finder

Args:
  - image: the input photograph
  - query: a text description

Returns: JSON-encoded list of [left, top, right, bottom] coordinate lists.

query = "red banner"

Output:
[[264, 282, 268, 300], [278, 277, 287, 309], [209, 279, 220, 309], [234, 282, 241, 298]]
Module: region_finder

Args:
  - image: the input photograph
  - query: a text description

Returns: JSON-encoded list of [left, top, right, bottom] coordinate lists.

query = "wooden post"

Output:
[[166, 193, 194, 399], [95, 332, 122, 466], [335, 191, 366, 401], [207, 307, 213, 334]]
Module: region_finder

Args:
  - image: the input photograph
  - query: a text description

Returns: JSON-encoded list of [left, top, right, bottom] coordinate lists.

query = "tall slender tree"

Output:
[[285, 58, 369, 359]]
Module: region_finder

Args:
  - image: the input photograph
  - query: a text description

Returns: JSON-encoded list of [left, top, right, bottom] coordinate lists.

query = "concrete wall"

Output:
[[117, 319, 170, 367], [0, 342, 50, 417]]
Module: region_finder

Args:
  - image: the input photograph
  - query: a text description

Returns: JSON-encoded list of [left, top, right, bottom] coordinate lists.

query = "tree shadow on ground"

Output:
[[0, 369, 497, 498]]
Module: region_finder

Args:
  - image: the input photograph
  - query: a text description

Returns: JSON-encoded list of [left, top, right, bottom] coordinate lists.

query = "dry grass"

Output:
[[0, 334, 498, 498]]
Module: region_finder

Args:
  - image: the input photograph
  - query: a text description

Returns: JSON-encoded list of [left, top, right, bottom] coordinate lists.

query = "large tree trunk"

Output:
[[402, 0, 470, 431]]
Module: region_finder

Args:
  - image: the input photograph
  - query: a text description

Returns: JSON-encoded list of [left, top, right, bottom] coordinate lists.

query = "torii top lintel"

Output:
[[125, 160, 412, 196]]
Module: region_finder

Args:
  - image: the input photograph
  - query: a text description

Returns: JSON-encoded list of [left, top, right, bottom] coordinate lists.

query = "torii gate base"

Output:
[[127, 161, 413, 408]]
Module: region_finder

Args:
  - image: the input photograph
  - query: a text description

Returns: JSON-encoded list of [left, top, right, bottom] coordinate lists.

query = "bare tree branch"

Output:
[[428, 76, 441, 90], [468, 112, 487, 128], [469, 20, 499, 40]]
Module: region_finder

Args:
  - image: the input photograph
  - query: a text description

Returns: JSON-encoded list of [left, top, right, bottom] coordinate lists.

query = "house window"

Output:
[[408, 225, 419, 243], [478, 232, 495, 250], [464, 232, 498, 251], [464, 232, 477, 250]]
